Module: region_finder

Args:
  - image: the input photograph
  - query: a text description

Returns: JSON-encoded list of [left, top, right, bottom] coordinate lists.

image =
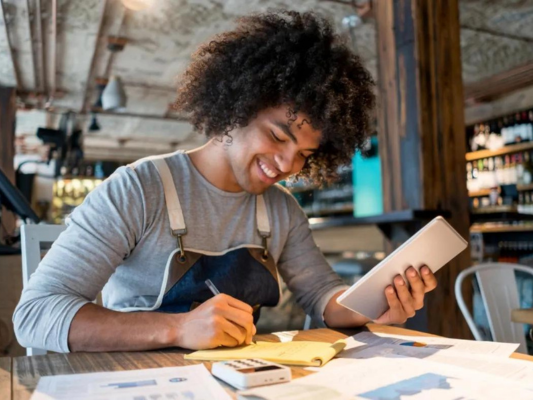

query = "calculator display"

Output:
[[238, 365, 284, 374]]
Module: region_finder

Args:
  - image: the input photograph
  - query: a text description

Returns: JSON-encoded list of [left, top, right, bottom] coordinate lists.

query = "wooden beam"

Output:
[[375, 0, 472, 339], [464, 61, 533, 104], [0, 0, 20, 88], [0, 87, 17, 237], [25, 0, 38, 90], [465, 85, 533, 125], [460, 25, 533, 44], [80, 0, 108, 113], [34, 0, 46, 100], [48, 0, 58, 103]]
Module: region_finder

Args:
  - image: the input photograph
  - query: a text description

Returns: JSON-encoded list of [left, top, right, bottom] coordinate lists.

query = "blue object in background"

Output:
[[353, 136, 383, 217]]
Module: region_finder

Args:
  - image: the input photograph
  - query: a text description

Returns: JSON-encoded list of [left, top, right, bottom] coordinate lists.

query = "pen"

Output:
[[205, 279, 220, 296], [206, 278, 256, 344]]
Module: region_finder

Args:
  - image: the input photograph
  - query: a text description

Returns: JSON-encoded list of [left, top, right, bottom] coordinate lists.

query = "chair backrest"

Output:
[[20, 224, 66, 356], [455, 262, 533, 354]]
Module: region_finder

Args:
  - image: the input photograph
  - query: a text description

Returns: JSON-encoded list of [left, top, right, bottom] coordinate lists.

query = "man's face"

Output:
[[224, 106, 322, 194]]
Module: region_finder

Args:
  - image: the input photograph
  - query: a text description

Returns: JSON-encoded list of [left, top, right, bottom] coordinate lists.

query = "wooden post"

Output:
[[0, 86, 17, 239], [375, 0, 472, 339]]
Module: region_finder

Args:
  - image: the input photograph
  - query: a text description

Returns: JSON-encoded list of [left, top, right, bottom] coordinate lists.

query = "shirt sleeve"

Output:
[[276, 193, 349, 323], [13, 166, 147, 353]]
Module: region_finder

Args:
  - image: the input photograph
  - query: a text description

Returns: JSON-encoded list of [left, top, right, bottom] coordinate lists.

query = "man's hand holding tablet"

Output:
[[373, 265, 438, 325], [329, 217, 467, 326]]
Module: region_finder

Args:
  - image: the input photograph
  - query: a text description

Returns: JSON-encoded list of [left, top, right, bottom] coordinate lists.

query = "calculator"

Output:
[[211, 359, 291, 390]]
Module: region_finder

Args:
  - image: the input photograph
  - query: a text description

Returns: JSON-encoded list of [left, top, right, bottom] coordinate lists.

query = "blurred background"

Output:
[[1, 0, 532, 356]]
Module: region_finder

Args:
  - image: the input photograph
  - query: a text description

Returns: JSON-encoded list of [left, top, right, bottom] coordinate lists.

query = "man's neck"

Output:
[[186, 140, 243, 193]]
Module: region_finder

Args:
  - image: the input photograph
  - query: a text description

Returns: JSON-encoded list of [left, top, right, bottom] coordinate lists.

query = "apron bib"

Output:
[[150, 157, 281, 322]]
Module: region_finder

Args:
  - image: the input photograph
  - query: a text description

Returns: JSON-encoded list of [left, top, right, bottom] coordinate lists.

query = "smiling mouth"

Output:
[[257, 159, 279, 180]]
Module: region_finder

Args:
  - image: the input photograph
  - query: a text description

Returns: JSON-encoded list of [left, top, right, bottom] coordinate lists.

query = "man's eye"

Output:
[[270, 130, 285, 143]]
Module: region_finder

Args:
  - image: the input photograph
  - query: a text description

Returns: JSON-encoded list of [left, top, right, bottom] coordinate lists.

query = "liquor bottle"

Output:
[[495, 156, 503, 185], [522, 151, 533, 185]]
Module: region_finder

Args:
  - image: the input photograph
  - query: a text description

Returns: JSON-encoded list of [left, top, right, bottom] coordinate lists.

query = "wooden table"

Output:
[[2, 324, 533, 400], [511, 308, 533, 325]]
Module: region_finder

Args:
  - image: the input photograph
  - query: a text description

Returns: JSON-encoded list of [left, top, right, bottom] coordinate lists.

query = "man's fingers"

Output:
[[217, 317, 247, 345], [420, 266, 438, 292], [384, 285, 401, 309], [405, 267, 425, 310], [210, 298, 255, 343], [220, 294, 254, 314], [394, 275, 416, 318], [218, 330, 241, 347], [220, 305, 254, 334]]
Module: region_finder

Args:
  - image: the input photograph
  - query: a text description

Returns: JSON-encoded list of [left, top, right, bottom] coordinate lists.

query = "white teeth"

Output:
[[259, 160, 278, 178]]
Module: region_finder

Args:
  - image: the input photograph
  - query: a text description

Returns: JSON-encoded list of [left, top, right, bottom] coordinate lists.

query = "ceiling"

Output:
[[1, 0, 533, 161]]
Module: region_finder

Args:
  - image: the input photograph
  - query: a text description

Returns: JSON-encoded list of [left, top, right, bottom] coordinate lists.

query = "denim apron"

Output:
[[150, 157, 281, 323]]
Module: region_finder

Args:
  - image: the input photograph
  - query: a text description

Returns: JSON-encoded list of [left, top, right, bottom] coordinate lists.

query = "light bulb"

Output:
[[121, 0, 152, 11]]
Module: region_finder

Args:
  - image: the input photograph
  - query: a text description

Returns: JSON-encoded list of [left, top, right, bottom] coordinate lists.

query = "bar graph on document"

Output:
[[357, 373, 456, 400], [294, 357, 533, 400], [30, 364, 232, 400]]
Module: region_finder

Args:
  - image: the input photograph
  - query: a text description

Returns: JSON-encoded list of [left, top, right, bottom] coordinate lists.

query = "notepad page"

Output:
[[185, 340, 347, 366]]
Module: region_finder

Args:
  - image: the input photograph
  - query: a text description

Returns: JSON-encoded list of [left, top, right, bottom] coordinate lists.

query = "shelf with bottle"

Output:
[[466, 109, 533, 162], [470, 222, 533, 233], [286, 165, 354, 217], [517, 183, 533, 192], [480, 240, 533, 264], [466, 149, 533, 198], [468, 189, 493, 198], [50, 160, 123, 223]]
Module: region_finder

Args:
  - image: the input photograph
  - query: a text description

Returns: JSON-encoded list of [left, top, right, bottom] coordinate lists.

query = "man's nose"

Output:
[[274, 151, 295, 174]]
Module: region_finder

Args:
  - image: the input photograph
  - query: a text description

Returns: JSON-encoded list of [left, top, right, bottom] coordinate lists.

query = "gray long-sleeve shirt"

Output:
[[13, 151, 347, 352]]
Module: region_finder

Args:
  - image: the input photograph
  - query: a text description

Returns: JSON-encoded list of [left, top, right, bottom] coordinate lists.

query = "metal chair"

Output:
[[20, 224, 67, 356], [455, 262, 533, 354]]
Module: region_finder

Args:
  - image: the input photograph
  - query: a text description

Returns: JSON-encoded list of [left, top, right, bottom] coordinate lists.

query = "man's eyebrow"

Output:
[[272, 120, 298, 144], [270, 119, 319, 152]]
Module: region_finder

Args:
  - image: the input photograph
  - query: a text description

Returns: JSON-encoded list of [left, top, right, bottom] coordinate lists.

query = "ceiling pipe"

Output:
[[123, 81, 177, 94], [103, 7, 128, 78], [46, 107, 189, 122], [0, 0, 21, 88]]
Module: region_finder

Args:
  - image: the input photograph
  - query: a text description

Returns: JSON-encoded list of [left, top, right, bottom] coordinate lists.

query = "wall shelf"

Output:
[[466, 142, 533, 162], [470, 210, 533, 223], [517, 184, 533, 191], [468, 189, 492, 197], [309, 209, 449, 231], [470, 224, 533, 233]]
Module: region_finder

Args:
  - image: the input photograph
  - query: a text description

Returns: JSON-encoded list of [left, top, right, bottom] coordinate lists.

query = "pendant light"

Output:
[[88, 113, 101, 132], [121, 0, 152, 11], [101, 76, 127, 111]]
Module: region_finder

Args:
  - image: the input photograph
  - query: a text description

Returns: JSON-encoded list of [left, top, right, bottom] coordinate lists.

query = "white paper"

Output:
[[30, 364, 232, 400], [271, 330, 299, 343], [308, 343, 533, 389], [344, 331, 519, 357], [243, 357, 533, 400], [238, 383, 351, 400]]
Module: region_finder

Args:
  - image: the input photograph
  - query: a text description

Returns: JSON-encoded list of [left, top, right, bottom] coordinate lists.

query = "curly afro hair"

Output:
[[174, 10, 375, 184]]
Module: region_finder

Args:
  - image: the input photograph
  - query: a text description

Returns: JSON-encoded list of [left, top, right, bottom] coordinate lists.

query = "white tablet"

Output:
[[336, 216, 468, 320]]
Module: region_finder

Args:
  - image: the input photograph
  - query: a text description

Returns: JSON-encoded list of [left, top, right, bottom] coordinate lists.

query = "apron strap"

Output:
[[151, 158, 187, 235], [256, 194, 271, 259], [256, 195, 271, 238], [151, 156, 271, 252]]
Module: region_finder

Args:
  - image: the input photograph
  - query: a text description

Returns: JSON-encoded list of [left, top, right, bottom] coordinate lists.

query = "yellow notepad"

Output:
[[184, 340, 347, 367]]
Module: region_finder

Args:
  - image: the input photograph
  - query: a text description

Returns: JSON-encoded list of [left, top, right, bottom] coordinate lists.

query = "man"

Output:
[[14, 11, 437, 353]]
